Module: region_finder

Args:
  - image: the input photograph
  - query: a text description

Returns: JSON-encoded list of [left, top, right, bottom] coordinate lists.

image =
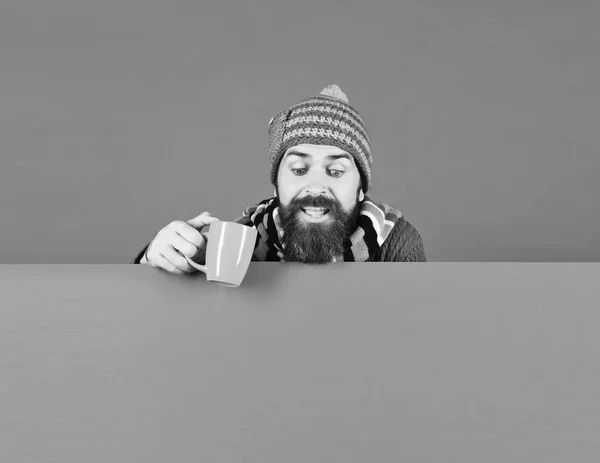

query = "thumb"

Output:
[[186, 211, 220, 230]]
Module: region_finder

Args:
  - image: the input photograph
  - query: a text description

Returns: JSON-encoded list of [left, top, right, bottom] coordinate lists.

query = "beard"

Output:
[[277, 194, 361, 264]]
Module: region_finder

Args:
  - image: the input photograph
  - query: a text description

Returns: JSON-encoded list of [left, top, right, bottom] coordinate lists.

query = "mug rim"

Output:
[[201, 220, 257, 237]]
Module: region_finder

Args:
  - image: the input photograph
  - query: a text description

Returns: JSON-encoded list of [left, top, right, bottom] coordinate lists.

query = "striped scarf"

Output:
[[234, 196, 403, 262]]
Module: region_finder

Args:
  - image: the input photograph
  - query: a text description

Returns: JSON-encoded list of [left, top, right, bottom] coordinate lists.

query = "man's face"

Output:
[[275, 144, 365, 263]]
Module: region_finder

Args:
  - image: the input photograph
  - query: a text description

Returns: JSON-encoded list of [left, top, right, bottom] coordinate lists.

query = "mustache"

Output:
[[291, 196, 338, 210]]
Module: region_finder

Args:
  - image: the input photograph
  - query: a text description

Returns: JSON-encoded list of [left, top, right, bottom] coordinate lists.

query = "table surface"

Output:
[[2, 263, 600, 463]]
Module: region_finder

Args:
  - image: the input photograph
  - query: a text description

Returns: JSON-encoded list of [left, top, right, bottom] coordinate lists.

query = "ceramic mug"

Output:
[[184, 221, 257, 287]]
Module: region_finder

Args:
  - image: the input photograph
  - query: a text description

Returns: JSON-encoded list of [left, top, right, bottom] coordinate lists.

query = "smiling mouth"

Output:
[[301, 207, 330, 218]]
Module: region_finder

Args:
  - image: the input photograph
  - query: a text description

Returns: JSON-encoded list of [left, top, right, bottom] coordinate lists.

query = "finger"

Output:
[[154, 253, 186, 275], [167, 229, 201, 257], [186, 212, 220, 230], [172, 224, 205, 249], [162, 246, 195, 273]]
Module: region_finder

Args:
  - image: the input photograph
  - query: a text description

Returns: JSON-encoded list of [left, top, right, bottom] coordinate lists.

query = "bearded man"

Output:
[[131, 84, 426, 272]]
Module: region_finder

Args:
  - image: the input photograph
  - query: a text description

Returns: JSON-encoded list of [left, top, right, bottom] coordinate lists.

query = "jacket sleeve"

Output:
[[379, 218, 427, 262], [130, 242, 151, 264]]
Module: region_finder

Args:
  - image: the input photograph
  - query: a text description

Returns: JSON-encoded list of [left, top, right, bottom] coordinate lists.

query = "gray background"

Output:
[[1, 0, 598, 264]]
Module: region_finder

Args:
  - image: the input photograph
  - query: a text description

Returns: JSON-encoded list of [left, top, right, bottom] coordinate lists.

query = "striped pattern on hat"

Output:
[[268, 84, 372, 193]]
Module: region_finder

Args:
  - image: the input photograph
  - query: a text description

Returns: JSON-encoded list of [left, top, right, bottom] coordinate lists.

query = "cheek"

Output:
[[277, 172, 303, 195], [275, 182, 296, 205], [335, 184, 361, 211]]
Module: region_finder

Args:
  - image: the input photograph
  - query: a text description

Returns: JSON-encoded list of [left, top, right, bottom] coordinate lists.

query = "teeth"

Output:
[[302, 207, 328, 218]]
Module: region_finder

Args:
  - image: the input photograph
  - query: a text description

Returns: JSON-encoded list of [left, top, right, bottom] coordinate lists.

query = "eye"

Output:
[[291, 168, 307, 175], [328, 170, 344, 178]]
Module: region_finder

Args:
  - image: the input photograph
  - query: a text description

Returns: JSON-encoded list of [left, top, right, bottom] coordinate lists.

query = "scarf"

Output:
[[234, 196, 403, 262]]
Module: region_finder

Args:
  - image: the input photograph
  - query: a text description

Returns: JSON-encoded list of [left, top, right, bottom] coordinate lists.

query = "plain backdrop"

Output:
[[1, 0, 598, 263]]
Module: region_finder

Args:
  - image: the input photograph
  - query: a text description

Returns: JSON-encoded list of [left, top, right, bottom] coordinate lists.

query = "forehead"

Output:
[[283, 144, 355, 164]]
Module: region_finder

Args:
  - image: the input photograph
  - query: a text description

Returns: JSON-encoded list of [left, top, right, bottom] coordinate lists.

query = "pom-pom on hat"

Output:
[[268, 84, 373, 193]]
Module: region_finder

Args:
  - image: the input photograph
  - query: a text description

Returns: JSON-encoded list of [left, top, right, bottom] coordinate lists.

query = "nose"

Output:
[[303, 170, 330, 197], [304, 184, 327, 197]]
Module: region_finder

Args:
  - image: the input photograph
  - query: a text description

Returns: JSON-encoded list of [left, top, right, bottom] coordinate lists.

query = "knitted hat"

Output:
[[268, 84, 373, 193]]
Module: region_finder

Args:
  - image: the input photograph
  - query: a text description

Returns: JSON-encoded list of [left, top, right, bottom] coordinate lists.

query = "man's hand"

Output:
[[144, 212, 220, 275]]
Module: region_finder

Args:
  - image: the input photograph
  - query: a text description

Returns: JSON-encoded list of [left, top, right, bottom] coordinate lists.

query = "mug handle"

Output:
[[183, 224, 212, 273]]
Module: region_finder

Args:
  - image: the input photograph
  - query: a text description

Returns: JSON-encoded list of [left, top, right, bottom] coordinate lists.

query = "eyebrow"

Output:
[[285, 151, 353, 162]]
